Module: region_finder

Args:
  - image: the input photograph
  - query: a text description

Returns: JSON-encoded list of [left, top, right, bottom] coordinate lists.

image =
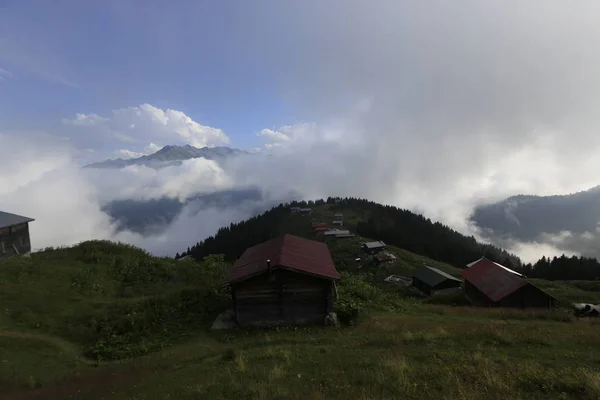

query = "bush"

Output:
[[335, 272, 414, 324], [84, 287, 230, 360], [336, 297, 363, 325]]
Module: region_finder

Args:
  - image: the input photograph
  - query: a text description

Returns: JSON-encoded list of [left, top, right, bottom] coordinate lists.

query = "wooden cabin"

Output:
[[374, 252, 397, 266], [411, 265, 462, 296], [361, 241, 386, 255], [463, 257, 557, 308], [0, 211, 35, 259], [224, 234, 340, 327]]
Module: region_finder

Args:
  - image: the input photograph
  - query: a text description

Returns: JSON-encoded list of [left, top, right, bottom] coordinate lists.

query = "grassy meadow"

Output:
[[3, 306, 600, 400], [2, 224, 600, 398]]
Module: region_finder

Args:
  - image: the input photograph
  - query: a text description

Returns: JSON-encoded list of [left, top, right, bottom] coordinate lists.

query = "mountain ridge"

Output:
[[470, 184, 600, 258], [85, 144, 248, 169]]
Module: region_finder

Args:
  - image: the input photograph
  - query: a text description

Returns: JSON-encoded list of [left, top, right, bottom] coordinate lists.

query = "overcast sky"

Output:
[[2, 1, 600, 261]]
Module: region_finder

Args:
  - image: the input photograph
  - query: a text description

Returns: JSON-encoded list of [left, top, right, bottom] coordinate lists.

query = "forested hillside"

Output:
[[520, 255, 600, 281], [180, 197, 518, 268], [470, 186, 600, 260], [471, 187, 600, 241], [181, 197, 600, 281]]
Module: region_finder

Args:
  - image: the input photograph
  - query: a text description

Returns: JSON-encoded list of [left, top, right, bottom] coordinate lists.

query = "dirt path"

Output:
[[0, 330, 150, 400], [0, 330, 94, 365], [0, 366, 148, 400], [0, 331, 227, 399]]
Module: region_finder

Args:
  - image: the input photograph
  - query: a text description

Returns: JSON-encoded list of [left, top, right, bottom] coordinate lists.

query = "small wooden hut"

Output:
[[224, 234, 340, 327], [0, 211, 35, 258]]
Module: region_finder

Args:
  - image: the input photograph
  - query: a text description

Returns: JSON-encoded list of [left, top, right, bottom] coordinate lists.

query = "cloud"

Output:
[[114, 143, 162, 159], [85, 158, 234, 203], [258, 128, 291, 143], [0, 67, 13, 81], [62, 104, 230, 158], [62, 113, 107, 127], [505, 240, 578, 265], [223, 1, 600, 261], [0, 130, 266, 256], [114, 199, 279, 256], [0, 132, 117, 249]]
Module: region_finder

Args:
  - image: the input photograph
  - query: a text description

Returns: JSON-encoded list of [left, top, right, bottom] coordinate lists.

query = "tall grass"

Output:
[[0, 241, 230, 361]]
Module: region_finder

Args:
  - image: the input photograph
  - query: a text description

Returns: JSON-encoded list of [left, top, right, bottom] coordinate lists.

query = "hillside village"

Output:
[[3, 198, 600, 328], [3, 199, 600, 398], [218, 205, 562, 328]]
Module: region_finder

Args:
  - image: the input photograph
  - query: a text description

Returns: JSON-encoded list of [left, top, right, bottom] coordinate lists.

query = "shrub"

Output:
[[84, 287, 230, 360], [336, 297, 363, 325], [335, 272, 414, 324]]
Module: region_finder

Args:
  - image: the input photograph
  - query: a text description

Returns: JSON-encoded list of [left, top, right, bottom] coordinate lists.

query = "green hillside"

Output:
[[183, 198, 520, 268], [2, 200, 600, 399]]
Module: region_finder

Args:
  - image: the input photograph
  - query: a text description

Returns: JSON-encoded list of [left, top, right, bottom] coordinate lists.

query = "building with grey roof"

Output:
[[361, 241, 386, 254], [411, 265, 462, 296], [0, 211, 35, 258], [324, 229, 350, 236]]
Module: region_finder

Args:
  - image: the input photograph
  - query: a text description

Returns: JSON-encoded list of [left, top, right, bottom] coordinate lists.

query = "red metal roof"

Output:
[[225, 234, 340, 284], [313, 226, 327, 231], [462, 257, 526, 302]]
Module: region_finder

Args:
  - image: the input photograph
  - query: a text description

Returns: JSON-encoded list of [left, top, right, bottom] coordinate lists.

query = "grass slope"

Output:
[[2, 210, 600, 398], [0, 240, 230, 392], [3, 311, 600, 399]]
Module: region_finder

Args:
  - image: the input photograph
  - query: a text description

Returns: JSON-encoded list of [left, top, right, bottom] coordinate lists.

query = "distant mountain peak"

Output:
[[84, 145, 248, 169]]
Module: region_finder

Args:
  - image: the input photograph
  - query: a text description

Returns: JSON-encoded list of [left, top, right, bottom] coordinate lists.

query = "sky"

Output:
[[2, 1, 600, 262]]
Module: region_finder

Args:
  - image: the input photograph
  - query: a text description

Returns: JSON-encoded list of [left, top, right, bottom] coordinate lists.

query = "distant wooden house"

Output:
[[290, 207, 301, 213], [384, 275, 412, 286], [0, 211, 35, 259], [324, 229, 350, 237], [411, 265, 462, 296], [374, 252, 397, 265], [334, 213, 343, 220], [361, 241, 386, 254], [332, 220, 343, 226], [299, 208, 312, 215], [463, 257, 557, 308], [224, 234, 340, 327]]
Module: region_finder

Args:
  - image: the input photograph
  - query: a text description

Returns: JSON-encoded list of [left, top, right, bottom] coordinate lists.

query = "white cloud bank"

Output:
[[3, 108, 600, 262], [0, 131, 260, 255], [62, 104, 230, 160]]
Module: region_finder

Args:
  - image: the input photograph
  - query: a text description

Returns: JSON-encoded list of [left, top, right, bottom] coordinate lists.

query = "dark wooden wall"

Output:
[[465, 280, 555, 308], [464, 280, 492, 305], [413, 277, 461, 296], [412, 277, 433, 295], [0, 223, 32, 259], [432, 279, 462, 292], [497, 284, 556, 309], [232, 269, 334, 327]]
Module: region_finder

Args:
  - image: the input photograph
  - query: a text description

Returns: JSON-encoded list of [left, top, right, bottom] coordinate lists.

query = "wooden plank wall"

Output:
[[233, 269, 332, 327], [0, 223, 32, 259]]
